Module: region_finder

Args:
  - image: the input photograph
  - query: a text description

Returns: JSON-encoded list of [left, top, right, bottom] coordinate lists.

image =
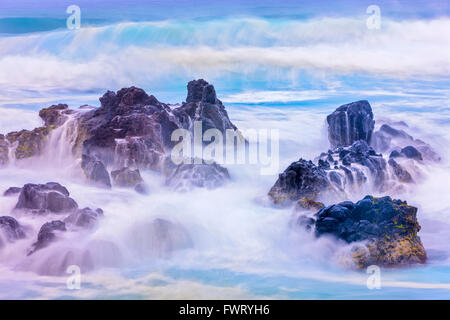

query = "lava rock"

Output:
[[268, 159, 332, 204], [15, 182, 78, 214], [0, 216, 26, 241], [6, 127, 51, 160], [327, 100, 375, 148], [28, 220, 66, 255], [81, 154, 111, 188], [39, 104, 69, 127], [401, 146, 423, 161], [3, 187, 22, 196], [310, 195, 426, 268], [111, 167, 143, 188], [165, 159, 230, 191], [64, 207, 103, 229], [388, 158, 413, 183]]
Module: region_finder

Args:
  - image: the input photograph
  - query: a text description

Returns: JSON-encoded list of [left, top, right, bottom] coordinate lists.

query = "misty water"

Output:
[[0, 2, 450, 299]]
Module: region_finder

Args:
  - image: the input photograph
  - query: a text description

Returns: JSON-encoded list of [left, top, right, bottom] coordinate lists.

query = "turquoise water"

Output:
[[0, 1, 449, 299]]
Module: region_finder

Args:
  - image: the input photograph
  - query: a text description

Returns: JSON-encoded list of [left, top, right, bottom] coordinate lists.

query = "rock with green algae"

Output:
[[6, 127, 52, 160], [302, 195, 427, 269]]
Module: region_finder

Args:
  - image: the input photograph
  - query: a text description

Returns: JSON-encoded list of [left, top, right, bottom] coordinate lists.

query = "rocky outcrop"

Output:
[[15, 182, 78, 214], [6, 127, 52, 159], [64, 207, 103, 229], [177, 79, 238, 135], [81, 154, 111, 188], [38, 104, 71, 127], [28, 220, 66, 255], [111, 167, 143, 188], [327, 100, 374, 148], [0, 216, 26, 242], [268, 159, 332, 204], [300, 195, 426, 268]]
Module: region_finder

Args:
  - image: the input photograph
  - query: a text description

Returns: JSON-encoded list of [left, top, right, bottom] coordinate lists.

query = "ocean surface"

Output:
[[0, 0, 449, 299]]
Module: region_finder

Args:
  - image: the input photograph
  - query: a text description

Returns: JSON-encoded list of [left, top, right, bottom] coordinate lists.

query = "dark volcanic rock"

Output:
[[268, 159, 332, 204], [327, 100, 375, 148], [15, 182, 78, 214], [81, 154, 111, 188], [388, 158, 413, 183], [3, 187, 22, 196], [177, 79, 239, 135], [28, 220, 66, 255], [401, 146, 423, 161], [39, 104, 69, 127], [64, 207, 103, 229], [111, 167, 143, 188], [165, 159, 230, 191], [6, 127, 51, 160], [311, 195, 426, 268], [0, 216, 26, 242]]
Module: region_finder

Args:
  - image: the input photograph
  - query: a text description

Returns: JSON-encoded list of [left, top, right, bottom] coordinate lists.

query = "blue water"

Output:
[[0, 0, 449, 299]]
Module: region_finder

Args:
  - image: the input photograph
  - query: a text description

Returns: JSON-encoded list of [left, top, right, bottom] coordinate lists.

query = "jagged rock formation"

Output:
[[268, 159, 333, 204], [3, 187, 22, 196], [298, 195, 426, 268], [327, 100, 374, 148]]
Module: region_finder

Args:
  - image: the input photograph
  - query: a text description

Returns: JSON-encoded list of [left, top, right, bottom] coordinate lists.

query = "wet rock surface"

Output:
[[302, 195, 426, 268], [6, 127, 52, 160], [64, 207, 103, 229], [327, 100, 374, 148], [3, 187, 22, 197], [28, 220, 66, 255], [0, 216, 26, 242], [15, 182, 78, 214], [165, 159, 230, 191], [269, 159, 332, 204], [111, 167, 143, 188], [81, 154, 111, 188]]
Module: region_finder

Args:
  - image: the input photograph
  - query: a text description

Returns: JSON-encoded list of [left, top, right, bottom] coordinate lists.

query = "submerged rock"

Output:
[[111, 167, 143, 188], [308, 195, 426, 268], [64, 207, 103, 229], [3, 187, 22, 197], [327, 100, 374, 148], [15, 182, 78, 214], [126, 218, 192, 258], [28, 220, 66, 255], [165, 159, 230, 191], [81, 154, 111, 188], [0, 216, 26, 242], [388, 158, 413, 183]]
